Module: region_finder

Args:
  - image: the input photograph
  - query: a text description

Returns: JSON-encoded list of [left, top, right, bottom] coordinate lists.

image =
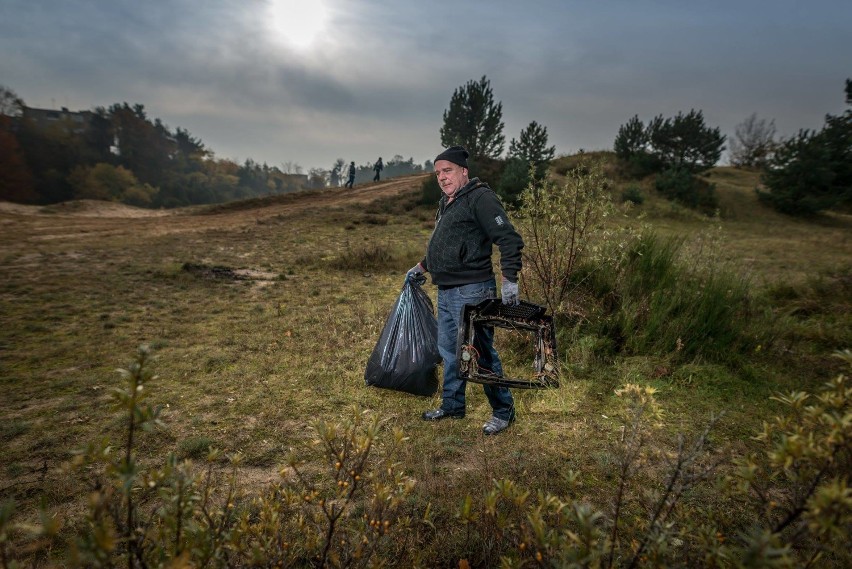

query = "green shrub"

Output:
[[592, 232, 753, 362], [419, 174, 441, 205], [612, 150, 665, 179], [177, 436, 215, 459], [0, 347, 417, 568], [330, 242, 395, 271], [495, 157, 530, 207], [468, 155, 507, 189], [764, 266, 852, 351], [655, 166, 719, 213], [620, 184, 644, 205], [758, 80, 851, 215], [4, 347, 850, 567], [0, 421, 29, 440], [516, 157, 622, 315], [463, 360, 852, 567]]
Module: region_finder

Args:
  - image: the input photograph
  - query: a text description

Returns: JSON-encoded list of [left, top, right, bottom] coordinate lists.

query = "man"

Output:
[[345, 161, 356, 188], [373, 157, 383, 182], [408, 146, 523, 435]]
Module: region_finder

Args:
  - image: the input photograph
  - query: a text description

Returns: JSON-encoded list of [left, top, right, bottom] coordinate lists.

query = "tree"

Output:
[[109, 103, 174, 187], [15, 114, 83, 203], [0, 85, 24, 118], [281, 161, 303, 175], [613, 115, 647, 161], [759, 79, 851, 215], [174, 127, 209, 170], [497, 120, 556, 206], [613, 110, 724, 209], [516, 157, 616, 315], [496, 158, 532, 207], [508, 120, 556, 176], [613, 114, 661, 178], [614, 110, 724, 174], [654, 165, 718, 213], [68, 162, 157, 205], [82, 107, 114, 165], [440, 75, 505, 160], [308, 167, 328, 189], [330, 158, 345, 187], [729, 113, 776, 169], [646, 109, 725, 173], [0, 119, 37, 203]]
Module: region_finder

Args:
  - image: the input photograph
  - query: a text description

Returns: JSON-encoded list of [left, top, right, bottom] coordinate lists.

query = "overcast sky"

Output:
[[2, 0, 850, 171]]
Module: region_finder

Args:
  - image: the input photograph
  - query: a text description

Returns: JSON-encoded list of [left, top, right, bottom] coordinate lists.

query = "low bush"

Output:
[[461, 354, 852, 567], [177, 436, 216, 459], [586, 231, 753, 363], [2, 347, 849, 567], [496, 157, 531, 207], [655, 167, 719, 213], [419, 174, 441, 205], [329, 242, 396, 271], [621, 184, 645, 205]]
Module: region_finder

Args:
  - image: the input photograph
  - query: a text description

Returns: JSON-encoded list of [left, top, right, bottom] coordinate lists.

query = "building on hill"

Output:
[[21, 106, 94, 135]]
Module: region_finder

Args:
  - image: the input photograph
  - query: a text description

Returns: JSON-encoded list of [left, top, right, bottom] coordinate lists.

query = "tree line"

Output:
[[433, 75, 727, 211], [4, 75, 848, 215], [0, 86, 424, 208], [438, 75, 850, 217]]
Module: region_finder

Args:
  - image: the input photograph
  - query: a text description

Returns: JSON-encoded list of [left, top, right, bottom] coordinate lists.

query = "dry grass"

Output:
[[0, 167, 849, 564]]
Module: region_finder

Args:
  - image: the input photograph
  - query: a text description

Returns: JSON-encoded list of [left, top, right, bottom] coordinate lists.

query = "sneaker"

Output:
[[422, 408, 465, 421], [482, 415, 514, 435]]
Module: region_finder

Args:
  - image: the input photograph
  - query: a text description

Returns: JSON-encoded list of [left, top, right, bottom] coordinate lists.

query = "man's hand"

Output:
[[501, 279, 519, 306], [406, 263, 425, 280]]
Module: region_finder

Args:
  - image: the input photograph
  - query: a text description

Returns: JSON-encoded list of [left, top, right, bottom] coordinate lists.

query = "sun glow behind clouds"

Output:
[[266, 0, 330, 51]]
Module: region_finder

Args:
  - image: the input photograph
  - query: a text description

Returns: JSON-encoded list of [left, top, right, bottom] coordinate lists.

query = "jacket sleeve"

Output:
[[473, 191, 524, 282]]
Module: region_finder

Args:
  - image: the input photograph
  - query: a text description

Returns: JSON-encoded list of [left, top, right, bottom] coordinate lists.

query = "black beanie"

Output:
[[435, 146, 469, 169]]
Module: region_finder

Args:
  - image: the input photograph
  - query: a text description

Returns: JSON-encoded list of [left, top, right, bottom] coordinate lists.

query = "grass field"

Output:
[[0, 163, 850, 566]]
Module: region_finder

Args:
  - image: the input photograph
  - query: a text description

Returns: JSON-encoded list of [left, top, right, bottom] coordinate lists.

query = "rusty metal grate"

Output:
[[457, 299, 560, 389]]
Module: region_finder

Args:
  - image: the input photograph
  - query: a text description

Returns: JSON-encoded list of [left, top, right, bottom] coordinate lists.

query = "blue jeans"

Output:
[[437, 279, 515, 421]]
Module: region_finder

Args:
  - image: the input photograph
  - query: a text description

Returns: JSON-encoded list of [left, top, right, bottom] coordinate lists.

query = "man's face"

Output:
[[434, 160, 468, 198]]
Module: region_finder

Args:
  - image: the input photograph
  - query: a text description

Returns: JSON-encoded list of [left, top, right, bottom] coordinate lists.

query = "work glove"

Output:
[[501, 278, 519, 306], [406, 263, 425, 282]]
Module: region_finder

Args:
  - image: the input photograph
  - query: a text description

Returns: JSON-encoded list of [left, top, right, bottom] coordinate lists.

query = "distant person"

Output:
[[407, 145, 523, 435], [373, 157, 383, 182], [345, 161, 356, 188]]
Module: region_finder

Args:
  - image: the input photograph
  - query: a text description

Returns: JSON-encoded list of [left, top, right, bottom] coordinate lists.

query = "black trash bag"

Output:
[[364, 274, 440, 396]]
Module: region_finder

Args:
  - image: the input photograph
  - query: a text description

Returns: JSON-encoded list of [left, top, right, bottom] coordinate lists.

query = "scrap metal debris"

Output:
[[458, 299, 560, 389]]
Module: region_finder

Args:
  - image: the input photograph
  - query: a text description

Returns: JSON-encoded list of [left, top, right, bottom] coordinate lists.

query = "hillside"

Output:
[[0, 174, 430, 246], [0, 166, 849, 566]]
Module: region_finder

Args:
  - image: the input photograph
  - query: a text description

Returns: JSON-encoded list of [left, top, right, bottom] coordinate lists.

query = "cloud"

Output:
[[1, 0, 850, 169]]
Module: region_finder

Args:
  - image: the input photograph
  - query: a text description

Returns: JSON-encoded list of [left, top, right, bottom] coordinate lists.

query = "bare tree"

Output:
[[280, 161, 304, 175], [308, 167, 329, 189], [0, 85, 25, 117], [729, 112, 776, 169], [330, 158, 345, 187]]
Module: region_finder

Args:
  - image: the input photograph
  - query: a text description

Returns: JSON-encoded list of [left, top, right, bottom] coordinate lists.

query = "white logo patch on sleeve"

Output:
[[494, 215, 505, 226]]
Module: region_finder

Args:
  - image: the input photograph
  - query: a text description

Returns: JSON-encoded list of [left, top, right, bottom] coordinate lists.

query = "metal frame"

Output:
[[457, 299, 560, 389]]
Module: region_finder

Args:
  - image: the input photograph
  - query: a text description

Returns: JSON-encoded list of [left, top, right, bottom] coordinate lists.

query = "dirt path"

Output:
[[0, 174, 429, 251]]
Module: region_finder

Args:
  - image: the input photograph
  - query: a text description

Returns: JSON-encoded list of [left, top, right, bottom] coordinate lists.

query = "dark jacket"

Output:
[[421, 178, 523, 287]]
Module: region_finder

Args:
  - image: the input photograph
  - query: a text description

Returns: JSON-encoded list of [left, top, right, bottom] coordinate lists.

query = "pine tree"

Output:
[[439, 76, 505, 160], [646, 109, 725, 173], [760, 79, 852, 215], [508, 120, 555, 176], [613, 115, 647, 161]]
